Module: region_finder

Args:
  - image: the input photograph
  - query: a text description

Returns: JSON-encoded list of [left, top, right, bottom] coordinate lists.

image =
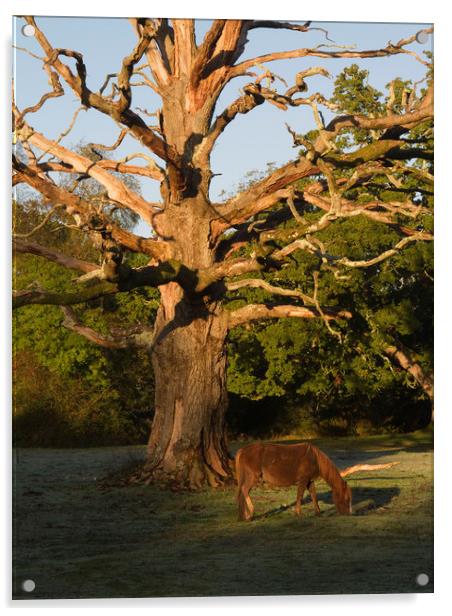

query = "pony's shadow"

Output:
[[253, 485, 401, 520]]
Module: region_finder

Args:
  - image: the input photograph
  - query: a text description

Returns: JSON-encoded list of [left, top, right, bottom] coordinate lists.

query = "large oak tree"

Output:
[[13, 18, 433, 487]]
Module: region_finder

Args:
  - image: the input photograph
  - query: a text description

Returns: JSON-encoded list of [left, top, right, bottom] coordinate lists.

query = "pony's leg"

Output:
[[295, 480, 308, 516], [237, 483, 249, 521], [244, 490, 254, 520], [308, 480, 321, 515], [237, 478, 255, 521]]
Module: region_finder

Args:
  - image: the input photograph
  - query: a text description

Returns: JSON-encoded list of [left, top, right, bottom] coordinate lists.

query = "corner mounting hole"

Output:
[[22, 579, 36, 592], [416, 573, 429, 586], [21, 24, 36, 37], [415, 30, 430, 44]]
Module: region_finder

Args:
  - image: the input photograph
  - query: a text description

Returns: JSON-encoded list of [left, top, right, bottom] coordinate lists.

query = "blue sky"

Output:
[[13, 17, 432, 232]]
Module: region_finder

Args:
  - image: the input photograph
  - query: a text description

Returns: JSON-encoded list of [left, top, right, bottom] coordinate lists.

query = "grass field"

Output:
[[12, 429, 433, 599]]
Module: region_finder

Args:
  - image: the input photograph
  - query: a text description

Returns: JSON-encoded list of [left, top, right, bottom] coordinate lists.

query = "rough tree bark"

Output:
[[12, 18, 434, 487], [143, 284, 232, 487]]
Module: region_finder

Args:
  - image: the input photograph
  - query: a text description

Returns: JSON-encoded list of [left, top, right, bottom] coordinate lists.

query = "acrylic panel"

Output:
[[12, 15, 434, 600]]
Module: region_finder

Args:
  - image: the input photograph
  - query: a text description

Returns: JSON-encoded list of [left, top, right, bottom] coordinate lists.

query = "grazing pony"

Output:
[[235, 442, 352, 521]]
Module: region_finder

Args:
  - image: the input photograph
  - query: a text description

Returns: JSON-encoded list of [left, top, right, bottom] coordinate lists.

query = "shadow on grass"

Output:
[[251, 485, 400, 520]]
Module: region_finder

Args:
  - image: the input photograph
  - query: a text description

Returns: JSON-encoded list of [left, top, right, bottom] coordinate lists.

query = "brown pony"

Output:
[[235, 442, 352, 521]]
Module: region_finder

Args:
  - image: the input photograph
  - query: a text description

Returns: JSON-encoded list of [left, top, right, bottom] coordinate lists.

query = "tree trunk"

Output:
[[140, 283, 232, 488]]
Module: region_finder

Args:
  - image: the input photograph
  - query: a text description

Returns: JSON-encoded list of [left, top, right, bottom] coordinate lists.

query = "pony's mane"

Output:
[[310, 445, 346, 493]]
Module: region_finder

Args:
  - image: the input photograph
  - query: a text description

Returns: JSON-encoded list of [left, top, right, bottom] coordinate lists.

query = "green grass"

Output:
[[12, 429, 433, 599]]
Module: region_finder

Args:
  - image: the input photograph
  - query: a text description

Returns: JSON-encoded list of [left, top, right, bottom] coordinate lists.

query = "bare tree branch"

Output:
[[385, 343, 434, 402], [226, 277, 313, 304], [13, 238, 98, 273], [117, 25, 156, 113], [25, 16, 173, 164], [327, 233, 433, 269], [13, 205, 64, 239], [172, 20, 196, 77], [247, 20, 312, 33], [226, 303, 352, 330], [14, 67, 63, 124], [13, 259, 193, 309], [129, 18, 172, 88], [189, 20, 249, 100], [13, 280, 122, 309], [13, 156, 171, 259], [210, 158, 320, 240], [37, 158, 164, 182], [14, 117, 158, 222], [230, 28, 434, 78], [60, 306, 152, 349]]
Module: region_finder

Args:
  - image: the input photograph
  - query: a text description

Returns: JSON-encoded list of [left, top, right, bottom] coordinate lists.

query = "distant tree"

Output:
[[13, 19, 433, 486]]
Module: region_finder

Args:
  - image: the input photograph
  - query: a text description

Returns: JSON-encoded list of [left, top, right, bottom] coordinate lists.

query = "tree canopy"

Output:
[[12, 18, 433, 485]]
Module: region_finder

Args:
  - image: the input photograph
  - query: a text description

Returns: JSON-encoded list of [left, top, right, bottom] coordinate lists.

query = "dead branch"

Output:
[[129, 18, 171, 88], [385, 344, 434, 402], [172, 20, 196, 77], [60, 306, 152, 349], [15, 68, 64, 125], [13, 156, 170, 259], [13, 205, 65, 239], [14, 116, 157, 223], [13, 259, 191, 309], [36, 106, 87, 163], [13, 239, 98, 273], [117, 26, 156, 113], [25, 16, 173, 164], [88, 128, 128, 152], [230, 28, 434, 78], [312, 270, 343, 341], [329, 233, 433, 269], [340, 462, 400, 478], [37, 158, 164, 182], [226, 303, 351, 330], [226, 277, 313, 304], [211, 158, 320, 239]]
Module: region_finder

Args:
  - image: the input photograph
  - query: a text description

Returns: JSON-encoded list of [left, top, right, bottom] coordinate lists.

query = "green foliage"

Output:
[[330, 64, 384, 148], [226, 214, 432, 435], [226, 101, 433, 437], [13, 200, 158, 446]]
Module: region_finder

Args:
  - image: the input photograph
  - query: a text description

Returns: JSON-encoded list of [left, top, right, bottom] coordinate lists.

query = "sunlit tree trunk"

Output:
[[142, 284, 231, 487]]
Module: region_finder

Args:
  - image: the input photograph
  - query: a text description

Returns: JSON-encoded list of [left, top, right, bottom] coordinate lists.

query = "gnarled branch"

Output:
[[230, 28, 433, 78], [24, 16, 173, 164], [60, 306, 152, 349], [13, 259, 192, 309], [13, 239, 98, 273], [340, 462, 400, 478], [385, 343, 434, 402], [211, 158, 320, 240], [226, 303, 351, 330], [13, 156, 171, 259], [14, 117, 157, 223]]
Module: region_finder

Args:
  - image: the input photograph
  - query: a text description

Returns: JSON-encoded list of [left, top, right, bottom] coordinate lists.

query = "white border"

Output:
[[0, 0, 445, 20], [2, 0, 450, 613]]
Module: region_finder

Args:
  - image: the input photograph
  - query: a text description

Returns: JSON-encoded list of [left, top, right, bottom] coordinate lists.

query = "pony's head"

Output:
[[333, 481, 352, 515]]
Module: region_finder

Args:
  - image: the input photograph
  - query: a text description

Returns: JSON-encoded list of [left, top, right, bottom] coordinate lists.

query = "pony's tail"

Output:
[[235, 449, 248, 521]]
